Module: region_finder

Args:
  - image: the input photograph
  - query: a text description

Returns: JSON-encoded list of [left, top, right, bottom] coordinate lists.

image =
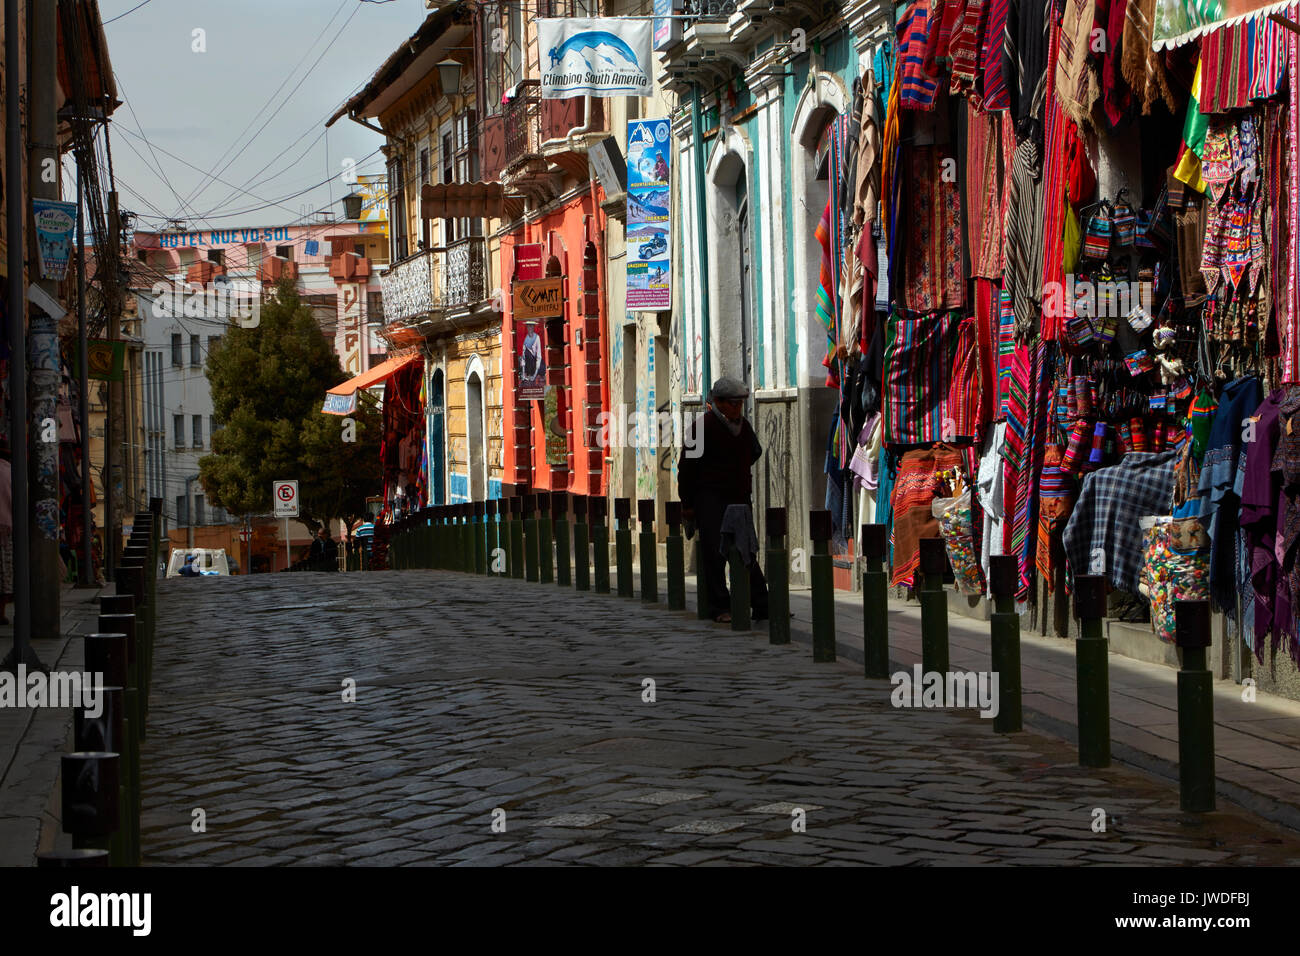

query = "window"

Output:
[[207, 249, 224, 265], [194, 495, 206, 526], [174, 414, 185, 450], [176, 495, 187, 526], [171, 334, 183, 367], [136, 248, 148, 262], [387, 157, 408, 261], [367, 292, 384, 325], [275, 245, 293, 260], [353, 242, 366, 258], [190, 334, 201, 367], [192, 415, 204, 449], [420, 144, 431, 185]]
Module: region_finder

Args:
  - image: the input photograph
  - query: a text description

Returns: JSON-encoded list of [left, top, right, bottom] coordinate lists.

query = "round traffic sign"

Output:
[[277, 484, 295, 501], [239, 527, 252, 543]]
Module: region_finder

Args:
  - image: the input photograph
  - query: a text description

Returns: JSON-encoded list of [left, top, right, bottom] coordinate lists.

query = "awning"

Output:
[[421, 181, 526, 221], [322, 352, 420, 415]]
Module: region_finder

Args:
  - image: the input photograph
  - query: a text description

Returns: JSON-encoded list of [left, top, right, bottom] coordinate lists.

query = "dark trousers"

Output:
[[696, 494, 768, 617]]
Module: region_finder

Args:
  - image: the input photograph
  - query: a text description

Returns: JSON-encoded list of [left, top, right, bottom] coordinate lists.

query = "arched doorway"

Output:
[[429, 368, 446, 504], [466, 357, 486, 501], [705, 129, 756, 396]]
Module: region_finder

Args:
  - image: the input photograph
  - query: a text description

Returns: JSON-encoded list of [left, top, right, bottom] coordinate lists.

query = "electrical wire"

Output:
[[102, 0, 152, 26]]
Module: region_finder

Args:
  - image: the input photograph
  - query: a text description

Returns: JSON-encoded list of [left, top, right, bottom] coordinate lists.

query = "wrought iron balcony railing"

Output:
[[378, 237, 488, 326]]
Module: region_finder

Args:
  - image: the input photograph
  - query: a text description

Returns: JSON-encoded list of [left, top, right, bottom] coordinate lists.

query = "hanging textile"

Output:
[[890, 443, 966, 587], [1286, 7, 1300, 383], [1004, 135, 1045, 338], [1055, 0, 1095, 127], [903, 145, 966, 313], [1063, 450, 1179, 592], [899, 0, 942, 110], [1240, 388, 1291, 658], [883, 309, 957, 446]]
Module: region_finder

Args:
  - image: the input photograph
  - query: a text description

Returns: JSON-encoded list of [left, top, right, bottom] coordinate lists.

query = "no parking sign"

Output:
[[273, 480, 299, 518]]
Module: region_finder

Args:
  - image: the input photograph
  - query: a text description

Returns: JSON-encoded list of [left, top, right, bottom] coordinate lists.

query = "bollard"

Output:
[[695, 508, 712, 622], [552, 492, 571, 587], [509, 495, 526, 580], [537, 492, 554, 584], [523, 495, 540, 582], [766, 508, 790, 644], [36, 849, 110, 867], [988, 555, 1022, 733], [74, 685, 127, 867], [809, 510, 836, 661], [638, 499, 658, 604], [918, 538, 950, 676], [590, 496, 611, 594], [92, 618, 140, 866], [486, 502, 502, 575], [434, 506, 447, 569], [1073, 575, 1111, 768], [114, 564, 149, 729], [725, 522, 751, 631], [474, 502, 488, 575], [461, 504, 475, 574], [665, 502, 686, 611], [63, 752, 120, 864], [573, 495, 591, 591], [1175, 600, 1215, 812], [861, 523, 889, 677], [423, 509, 435, 569], [615, 498, 634, 598]]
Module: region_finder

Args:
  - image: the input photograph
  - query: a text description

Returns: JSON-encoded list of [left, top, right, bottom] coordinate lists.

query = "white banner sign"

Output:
[[538, 17, 653, 99]]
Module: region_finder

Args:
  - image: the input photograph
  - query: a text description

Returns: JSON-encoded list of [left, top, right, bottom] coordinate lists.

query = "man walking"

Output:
[[677, 377, 769, 623]]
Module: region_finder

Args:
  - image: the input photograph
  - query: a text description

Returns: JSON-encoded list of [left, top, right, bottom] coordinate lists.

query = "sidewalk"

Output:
[[0, 584, 106, 866], [652, 569, 1300, 833]]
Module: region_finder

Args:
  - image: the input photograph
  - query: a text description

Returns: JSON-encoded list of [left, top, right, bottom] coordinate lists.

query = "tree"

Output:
[[199, 277, 383, 531]]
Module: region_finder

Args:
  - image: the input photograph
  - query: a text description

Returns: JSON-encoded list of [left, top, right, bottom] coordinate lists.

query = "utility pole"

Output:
[[76, 162, 93, 586], [27, 0, 62, 641], [3, 0, 42, 671]]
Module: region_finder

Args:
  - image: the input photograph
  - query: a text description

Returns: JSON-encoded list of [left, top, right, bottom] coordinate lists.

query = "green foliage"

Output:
[[199, 277, 382, 528]]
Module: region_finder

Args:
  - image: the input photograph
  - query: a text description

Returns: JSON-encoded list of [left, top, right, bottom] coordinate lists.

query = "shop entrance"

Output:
[[429, 368, 446, 504]]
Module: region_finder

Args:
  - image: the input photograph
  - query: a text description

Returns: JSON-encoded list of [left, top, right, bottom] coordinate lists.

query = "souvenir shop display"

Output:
[[815, 0, 1300, 661]]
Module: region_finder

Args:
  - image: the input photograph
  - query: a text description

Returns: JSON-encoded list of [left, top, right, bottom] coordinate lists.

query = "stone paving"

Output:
[[139, 570, 1300, 866]]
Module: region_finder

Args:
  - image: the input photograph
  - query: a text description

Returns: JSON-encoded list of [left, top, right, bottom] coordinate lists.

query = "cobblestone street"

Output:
[[139, 570, 1300, 866]]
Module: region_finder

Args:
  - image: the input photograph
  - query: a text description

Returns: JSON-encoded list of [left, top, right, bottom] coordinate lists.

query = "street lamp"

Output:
[[437, 59, 462, 105]]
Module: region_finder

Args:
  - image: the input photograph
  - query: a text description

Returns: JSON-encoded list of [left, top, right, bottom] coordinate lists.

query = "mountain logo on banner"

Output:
[[539, 18, 652, 98]]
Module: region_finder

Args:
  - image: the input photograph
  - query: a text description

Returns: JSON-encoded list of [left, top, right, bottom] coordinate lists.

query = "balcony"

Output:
[[378, 236, 488, 330], [258, 256, 298, 285], [499, 81, 605, 202], [328, 251, 372, 284]]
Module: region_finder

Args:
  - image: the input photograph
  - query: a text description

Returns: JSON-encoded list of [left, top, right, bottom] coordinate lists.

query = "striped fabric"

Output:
[[1055, 0, 1095, 126], [950, 0, 988, 103], [1009, 339, 1053, 598], [982, 0, 1012, 111], [883, 309, 957, 446], [1200, 22, 1249, 113], [899, 0, 942, 109], [890, 443, 967, 587], [948, 316, 983, 439], [1004, 136, 1044, 338], [1249, 11, 1288, 100], [997, 285, 1016, 417], [1040, 13, 1068, 342], [815, 201, 839, 388], [1288, 5, 1300, 383], [975, 277, 1000, 424]]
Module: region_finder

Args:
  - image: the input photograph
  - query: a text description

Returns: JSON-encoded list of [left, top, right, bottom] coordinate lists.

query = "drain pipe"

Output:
[[567, 95, 595, 152], [691, 84, 712, 395]]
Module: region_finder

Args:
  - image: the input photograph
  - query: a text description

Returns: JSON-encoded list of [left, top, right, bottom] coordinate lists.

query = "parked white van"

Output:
[[166, 548, 232, 578]]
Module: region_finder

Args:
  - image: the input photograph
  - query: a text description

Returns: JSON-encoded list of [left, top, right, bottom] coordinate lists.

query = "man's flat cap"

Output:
[[710, 376, 750, 400]]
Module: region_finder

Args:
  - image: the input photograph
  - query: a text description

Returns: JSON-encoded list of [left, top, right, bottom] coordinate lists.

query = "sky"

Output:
[[98, 0, 432, 234]]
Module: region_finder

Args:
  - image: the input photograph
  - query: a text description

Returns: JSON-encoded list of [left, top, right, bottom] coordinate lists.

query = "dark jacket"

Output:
[[677, 410, 763, 508]]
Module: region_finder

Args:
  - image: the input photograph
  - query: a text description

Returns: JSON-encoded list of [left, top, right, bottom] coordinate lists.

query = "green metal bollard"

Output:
[[523, 494, 540, 582], [74, 685, 127, 866], [509, 494, 525, 580], [765, 508, 789, 644], [552, 492, 571, 587], [614, 498, 634, 598], [726, 526, 751, 632], [918, 537, 950, 676], [1073, 575, 1111, 768], [638, 499, 658, 604], [695, 510, 712, 621], [83, 630, 132, 866], [861, 523, 889, 677], [1175, 600, 1215, 812], [486, 500, 503, 574], [473, 502, 488, 575], [666, 502, 686, 611], [809, 510, 836, 661], [424, 509, 436, 568], [461, 503, 475, 574], [988, 555, 1022, 733], [537, 491, 554, 584], [591, 496, 611, 594], [573, 495, 591, 591]]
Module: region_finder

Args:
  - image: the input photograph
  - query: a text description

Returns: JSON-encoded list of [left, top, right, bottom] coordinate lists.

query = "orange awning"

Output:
[[420, 181, 525, 220], [327, 352, 420, 397]]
